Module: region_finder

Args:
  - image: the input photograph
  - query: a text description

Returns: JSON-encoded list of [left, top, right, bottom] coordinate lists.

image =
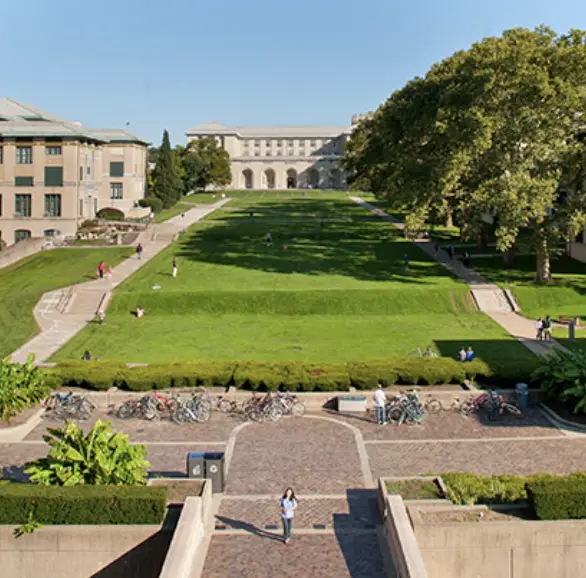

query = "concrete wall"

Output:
[[158, 481, 213, 578], [383, 495, 429, 578], [0, 524, 170, 578], [0, 237, 58, 270], [412, 512, 586, 578], [567, 242, 586, 264]]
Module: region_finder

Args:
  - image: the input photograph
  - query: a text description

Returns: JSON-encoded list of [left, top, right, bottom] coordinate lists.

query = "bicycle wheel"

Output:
[[503, 403, 522, 416], [388, 407, 404, 424], [218, 399, 233, 413], [172, 407, 190, 425], [264, 405, 283, 422], [248, 406, 263, 422], [80, 398, 96, 414], [44, 395, 58, 410], [193, 405, 211, 423], [425, 400, 442, 414], [117, 403, 134, 420], [291, 401, 305, 418]]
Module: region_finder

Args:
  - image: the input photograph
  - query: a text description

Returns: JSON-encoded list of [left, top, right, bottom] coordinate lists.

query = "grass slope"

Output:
[[0, 247, 133, 358], [52, 191, 530, 365]]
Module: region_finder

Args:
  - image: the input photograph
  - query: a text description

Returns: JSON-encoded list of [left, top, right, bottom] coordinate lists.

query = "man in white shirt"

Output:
[[373, 384, 387, 425]]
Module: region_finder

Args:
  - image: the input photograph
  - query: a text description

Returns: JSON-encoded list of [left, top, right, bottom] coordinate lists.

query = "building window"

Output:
[[110, 161, 124, 177], [0, 193, 2, 216], [44, 166, 63, 187], [80, 166, 83, 181], [79, 199, 83, 217], [94, 198, 98, 215], [16, 146, 33, 164], [310, 140, 316, 148], [15, 194, 32, 217], [45, 146, 62, 156], [44, 229, 59, 237], [14, 229, 31, 243], [0, 146, 3, 164], [110, 183, 123, 199], [15, 176, 34, 187], [44, 194, 62, 217]]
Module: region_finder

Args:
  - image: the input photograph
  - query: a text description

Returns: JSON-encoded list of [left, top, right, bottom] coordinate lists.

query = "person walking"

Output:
[[447, 244, 455, 260], [107, 265, 113, 279], [403, 253, 410, 270], [536, 317, 544, 341], [172, 257, 178, 278], [266, 232, 272, 247], [279, 488, 297, 544], [433, 241, 439, 255], [98, 261, 105, 279], [373, 384, 387, 425], [98, 310, 105, 325], [543, 315, 552, 341], [136, 243, 143, 259]]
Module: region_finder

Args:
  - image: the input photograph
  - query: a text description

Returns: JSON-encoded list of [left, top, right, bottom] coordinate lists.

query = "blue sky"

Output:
[[2, 0, 585, 145]]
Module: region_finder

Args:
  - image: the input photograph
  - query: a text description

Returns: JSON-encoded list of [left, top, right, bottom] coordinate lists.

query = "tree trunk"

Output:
[[536, 230, 551, 283], [445, 208, 454, 228], [503, 247, 515, 265]]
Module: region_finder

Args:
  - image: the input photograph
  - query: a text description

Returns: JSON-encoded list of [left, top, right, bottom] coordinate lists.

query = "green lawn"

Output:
[[154, 202, 193, 223], [0, 248, 133, 359], [52, 192, 531, 365]]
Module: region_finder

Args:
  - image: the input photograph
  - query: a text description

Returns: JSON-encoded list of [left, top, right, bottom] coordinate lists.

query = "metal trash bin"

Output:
[[186, 452, 205, 479], [204, 452, 225, 493], [515, 383, 529, 410]]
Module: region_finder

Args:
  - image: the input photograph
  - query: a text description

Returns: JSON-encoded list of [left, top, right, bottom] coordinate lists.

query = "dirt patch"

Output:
[[150, 479, 205, 503], [418, 507, 535, 523], [0, 405, 41, 429], [386, 479, 443, 500]]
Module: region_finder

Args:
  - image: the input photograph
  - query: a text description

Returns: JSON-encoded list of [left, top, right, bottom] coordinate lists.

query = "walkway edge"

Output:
[[0, 408, 45, 443]]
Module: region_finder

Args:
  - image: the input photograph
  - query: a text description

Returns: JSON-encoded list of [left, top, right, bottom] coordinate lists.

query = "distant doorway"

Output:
[[286, 169, 297, 189], [265, 169, 276, 189], [242, 169, 254, 189]]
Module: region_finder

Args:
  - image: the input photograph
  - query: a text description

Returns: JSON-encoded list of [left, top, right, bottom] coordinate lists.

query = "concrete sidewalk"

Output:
[[350, 197, 563, 357], [10, 199, 229, 364]]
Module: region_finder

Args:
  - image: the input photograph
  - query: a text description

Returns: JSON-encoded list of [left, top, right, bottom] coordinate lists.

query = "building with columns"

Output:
[[0, 98, 148, 247], [185, 114, 372, 190]]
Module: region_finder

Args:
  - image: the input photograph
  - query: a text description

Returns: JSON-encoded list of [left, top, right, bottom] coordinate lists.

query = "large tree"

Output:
[[151, 130, 182, 208], [180, 137, 231, 193], [344, 27, 586, 281]]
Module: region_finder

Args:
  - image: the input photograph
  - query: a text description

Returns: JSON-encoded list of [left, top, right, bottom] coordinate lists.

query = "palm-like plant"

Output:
[[25, 419, 150, 486]]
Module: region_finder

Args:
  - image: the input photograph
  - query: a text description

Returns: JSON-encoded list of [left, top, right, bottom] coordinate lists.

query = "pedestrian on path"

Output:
[[136, 244, 143, 259], [373, 384, 387, 425], [462, 252, 471, 268], [98, 310, 105, 325], [98, 261, 105, 279], [543, 315, 552, 341], [107, 265, 113, 279], [172, 257, 178, 278], [447, 244, 454, 260], [403, 253, 410, 270], [433, 241, 439, 255], [536, 317, 544, 341], [279, 488, 297, 544]]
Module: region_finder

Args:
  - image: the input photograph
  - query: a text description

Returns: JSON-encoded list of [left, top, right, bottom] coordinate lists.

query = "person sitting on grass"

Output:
[[423, 346, 436, 358], [82, 350, 92, 361], [458, 347, 467, 362], [266, 232, 272, 246], [136, 306, 144, 318], [466, 346, 475, 362]]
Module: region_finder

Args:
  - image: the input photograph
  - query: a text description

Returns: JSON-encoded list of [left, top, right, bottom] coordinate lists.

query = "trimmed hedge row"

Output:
[[0, 483, 168, 525], [50, 358, 493, 392], [527, 478, 586, 520]]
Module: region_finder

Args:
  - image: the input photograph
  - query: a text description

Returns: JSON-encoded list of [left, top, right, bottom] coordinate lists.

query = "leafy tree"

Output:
[[344, 27, 586, 282], [152, 130, 182, 208], [182, 137, 231, 192], [25, 419, 150, 486], [0, 354, 52, 421]]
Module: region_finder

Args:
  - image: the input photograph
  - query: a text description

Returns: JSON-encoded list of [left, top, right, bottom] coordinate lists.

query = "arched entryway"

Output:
[[308, 167, 319, 189], [242, 169, 254, 190], [14, 229, 31, 243], [286, 168, 297, 189], [264, 169, 276, 189]]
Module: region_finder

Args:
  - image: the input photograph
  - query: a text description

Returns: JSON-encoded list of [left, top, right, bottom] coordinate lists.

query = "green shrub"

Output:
[[0, 484, 167, 525], [52, 360, 128, 391], [96, 207, 125, 221], [482, 357, 540, 388], [303, 363, 351, 391], [527, 477, 586, 520], [138, 197, 163, 213], [0, 354, 53, 421], [347, 361, 398, 388]]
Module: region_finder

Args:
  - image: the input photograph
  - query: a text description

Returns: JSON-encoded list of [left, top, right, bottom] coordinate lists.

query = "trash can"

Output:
[[204, 452, 225, 493], [515, 383, 529, 410], [186, 452, 205, 479], [569, 319, 576, 341]]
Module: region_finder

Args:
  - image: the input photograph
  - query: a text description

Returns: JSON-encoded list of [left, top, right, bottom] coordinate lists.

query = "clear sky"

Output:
[[2, 0, 585, 145]]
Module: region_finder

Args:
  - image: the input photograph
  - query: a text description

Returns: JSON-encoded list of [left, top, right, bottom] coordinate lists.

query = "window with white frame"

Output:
[[16, 146, 33, 164], [44, 194, 62, 217], [110, 183, 123, 199], [45, 146, 62, 156]]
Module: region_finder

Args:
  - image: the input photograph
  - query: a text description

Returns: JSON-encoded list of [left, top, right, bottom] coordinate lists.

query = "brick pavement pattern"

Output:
[[201, 534, 386, 578], [224, 418, 364, 495]]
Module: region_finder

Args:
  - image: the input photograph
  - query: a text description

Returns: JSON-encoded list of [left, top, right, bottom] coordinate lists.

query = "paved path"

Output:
[[350, 196, 564, 357], [9, 199, 229, 364]]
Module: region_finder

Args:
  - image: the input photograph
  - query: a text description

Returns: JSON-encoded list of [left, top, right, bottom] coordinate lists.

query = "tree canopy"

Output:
[[180, 137, 231, 193], [151, 130, 182, 208], [343, 27, 586, 281]]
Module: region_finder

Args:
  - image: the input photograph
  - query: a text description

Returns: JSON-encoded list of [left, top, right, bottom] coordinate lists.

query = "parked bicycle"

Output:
[[44, 391, 95, 421], [385, 391, 425, 425], [194, 388, 237, 413], [115, 395, 160, 421], [485, 390, 521, 418], [171, 395, 212, 424]]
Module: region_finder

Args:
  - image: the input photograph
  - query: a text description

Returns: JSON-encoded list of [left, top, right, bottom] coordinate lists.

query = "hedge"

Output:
[[50, 357, 496, 392], [138, 197, 163, 213], [527, 477, 586, 520], [0, 484, 168, 525]]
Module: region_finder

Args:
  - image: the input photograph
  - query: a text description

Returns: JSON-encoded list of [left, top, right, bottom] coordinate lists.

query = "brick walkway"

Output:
[[3, 407, 585, 576]]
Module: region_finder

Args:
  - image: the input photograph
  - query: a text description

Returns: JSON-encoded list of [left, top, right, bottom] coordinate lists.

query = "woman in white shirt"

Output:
[[279, 487, 297, 544]]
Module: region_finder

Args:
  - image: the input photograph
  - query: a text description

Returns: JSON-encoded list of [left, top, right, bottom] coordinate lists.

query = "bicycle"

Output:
[[116, 396, 160, 420], [485, 390, 521, 419], [171, 396, 211, 424], [44, 392, 95, 421], [386, 391, 425, 425]]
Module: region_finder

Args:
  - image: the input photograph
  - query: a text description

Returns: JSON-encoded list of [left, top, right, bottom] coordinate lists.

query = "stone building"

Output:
[[185, 116, 369, 190], [0, 98, 148, 247]]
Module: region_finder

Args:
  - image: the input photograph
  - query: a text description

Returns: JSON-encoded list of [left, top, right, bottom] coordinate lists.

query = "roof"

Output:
[[186, 121, 353, 138], [0, 98, 148, 145]]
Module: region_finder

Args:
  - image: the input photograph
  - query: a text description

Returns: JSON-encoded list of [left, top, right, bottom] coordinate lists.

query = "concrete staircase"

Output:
[[470, 286, 515, 313]]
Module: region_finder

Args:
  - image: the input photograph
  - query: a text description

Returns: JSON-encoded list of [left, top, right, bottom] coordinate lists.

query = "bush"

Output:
[[138, 197, 163, 213], [0, 355, 53, 421], [0, 484, 167, 525], [49, 357, 516, 392], [97, 207, 125, 221], [527, 477, 586, 520]]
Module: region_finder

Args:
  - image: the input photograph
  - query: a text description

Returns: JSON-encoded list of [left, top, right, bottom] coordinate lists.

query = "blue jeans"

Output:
[[282, 517, 293, 540], [375, 406, 386, 424]]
